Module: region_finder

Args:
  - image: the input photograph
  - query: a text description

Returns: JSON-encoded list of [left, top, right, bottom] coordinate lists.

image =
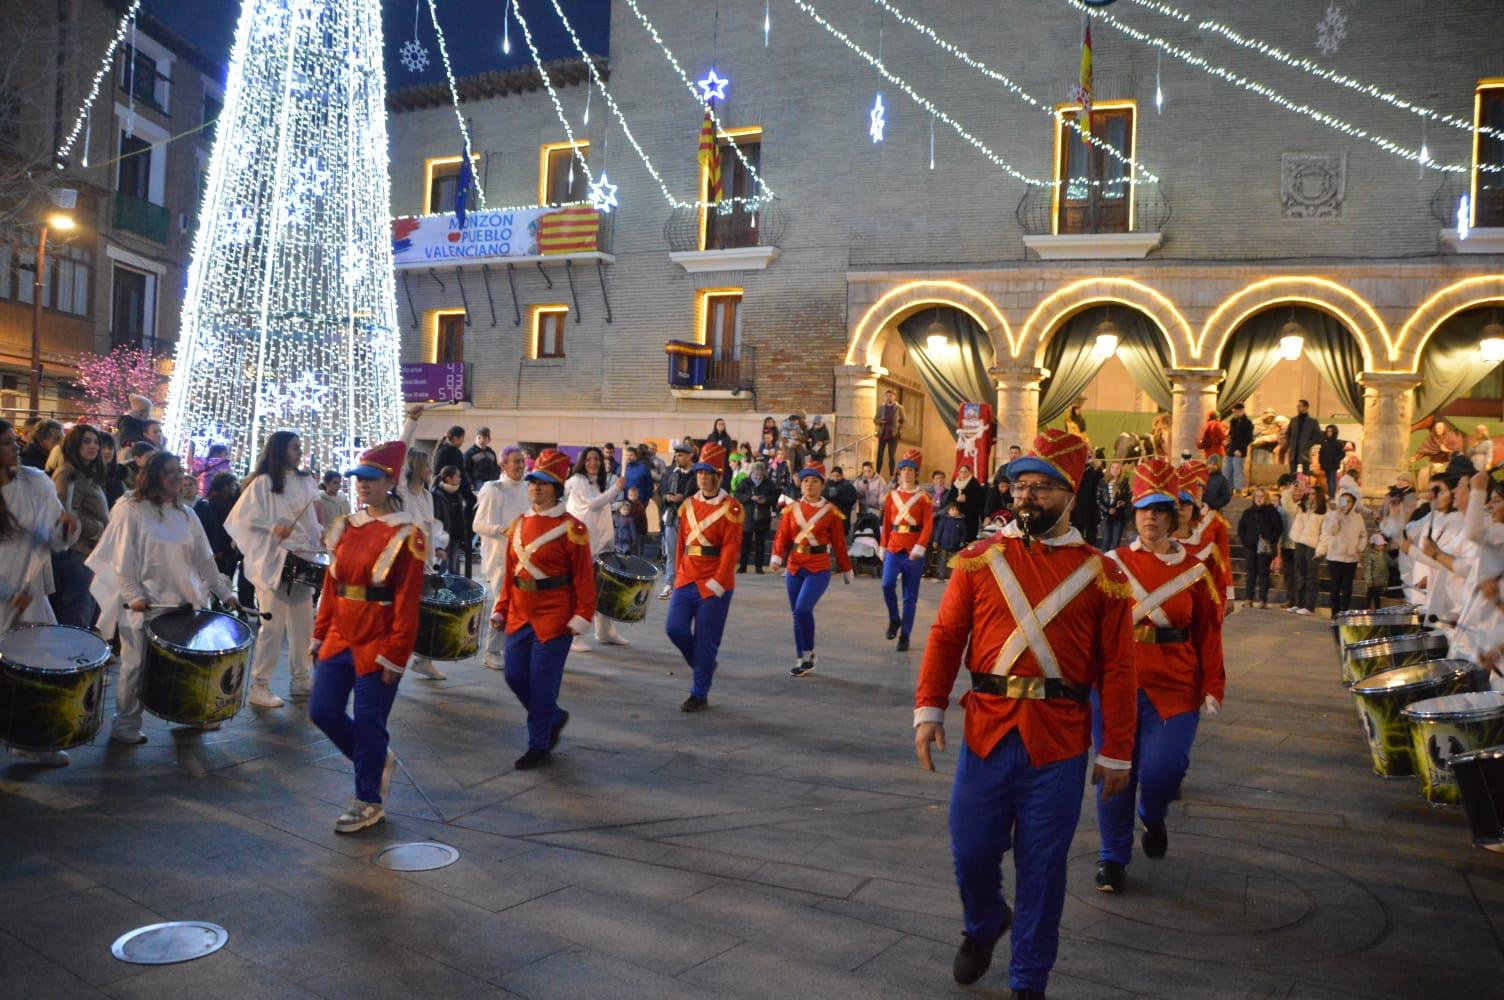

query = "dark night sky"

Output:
[[142, 0, 610, 86]]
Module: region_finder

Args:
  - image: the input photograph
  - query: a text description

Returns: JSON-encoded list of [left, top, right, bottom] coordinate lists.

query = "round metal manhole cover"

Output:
[[373, 842, 460, 872], [111, 922, 229, 965]]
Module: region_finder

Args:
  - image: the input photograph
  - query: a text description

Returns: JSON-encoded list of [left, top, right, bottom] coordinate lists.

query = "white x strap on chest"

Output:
[[683, 500, 729, 547], [510, 522, 568, 580], [987, 550, 1101, 679], [890, 491, 922, 529], [793, 503, 830, 546], [1107, 552, 1204, 627]]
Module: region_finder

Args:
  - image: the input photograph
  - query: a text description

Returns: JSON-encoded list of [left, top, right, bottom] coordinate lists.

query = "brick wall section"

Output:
[[385, 0, 1504, 427]]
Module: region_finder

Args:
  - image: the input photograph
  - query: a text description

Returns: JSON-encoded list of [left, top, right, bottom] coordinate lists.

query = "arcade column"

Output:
[[1358, 372, 1422, 500], [990, 365, 1048, 456], [1167, 369, 1225, 461], [833, 364, 883, 468]]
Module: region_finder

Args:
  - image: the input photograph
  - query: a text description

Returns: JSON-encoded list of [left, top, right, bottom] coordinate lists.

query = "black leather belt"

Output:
[[795, 544, 828, 554], [970, 672, 1089, 703], [1133, 625, 1190, 644], [686, 544, 721, 557], [515, 574, 571, 592], [337, 584, 394, 602]]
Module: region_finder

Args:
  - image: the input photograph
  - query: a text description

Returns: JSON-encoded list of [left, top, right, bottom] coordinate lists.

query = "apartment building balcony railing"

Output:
[[112, 193, 170, 244], [703, 350, 755, 393], [1016, 179, 1170, 259], [664, 198, 786, 272]]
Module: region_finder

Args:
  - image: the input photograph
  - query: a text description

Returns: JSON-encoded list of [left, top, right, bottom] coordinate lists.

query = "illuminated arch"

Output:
[[845, 280, 1011, 368], [1199, 277, 1387, 370], [1396, 275, 1504, 371], [1018, 278, 1193, 369]]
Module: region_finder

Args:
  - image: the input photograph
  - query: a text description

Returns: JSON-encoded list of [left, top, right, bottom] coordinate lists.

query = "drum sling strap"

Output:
[[974, 550, 1098, 702], [683, 499, 729, 557], [1105, 551, 1206, 644], [793, 503, 832, 553], [510, 521, 570, 589]]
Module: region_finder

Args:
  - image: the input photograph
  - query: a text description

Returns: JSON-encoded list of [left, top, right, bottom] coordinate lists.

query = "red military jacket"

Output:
[[915, 522, 1138, 769], [492, 503, 597, 643], [770, 498, 853, 575], [314, 510, 426, 676], [674, 491, 744, 598], [882, 488, 934, 557], [1181, 511, 1234, 605], [1106, 541, 1225, 718]]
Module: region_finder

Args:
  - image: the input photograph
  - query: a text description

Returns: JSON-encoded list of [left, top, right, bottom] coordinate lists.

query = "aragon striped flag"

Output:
[[1075, 14, 1094, 139], [536, 206, 601, 255], [698, 107, 722, 203]]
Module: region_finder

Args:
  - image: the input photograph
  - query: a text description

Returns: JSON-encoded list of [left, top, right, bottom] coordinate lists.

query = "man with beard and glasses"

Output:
[[913, 430, 1137, 999]]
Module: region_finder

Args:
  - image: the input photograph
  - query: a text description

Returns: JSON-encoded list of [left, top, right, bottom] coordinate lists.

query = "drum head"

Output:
[[1353, 660, 1474, 695], [1403, 691, 1504, 722], [423, 573, 485, 605], [596, 553, 660, 581], [0, 625, 109, 673], [147, 610, 252, 655]]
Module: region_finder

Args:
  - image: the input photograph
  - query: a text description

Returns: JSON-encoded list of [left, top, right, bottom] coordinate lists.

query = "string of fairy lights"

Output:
[[54, 0, 143, 167], [424, 0, 486, 207]]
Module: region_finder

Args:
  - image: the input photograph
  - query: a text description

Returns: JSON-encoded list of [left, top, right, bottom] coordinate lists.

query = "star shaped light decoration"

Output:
[[697, 68, 730, 103], [869, 93, 886, 143], [587, 172, 619, 213]]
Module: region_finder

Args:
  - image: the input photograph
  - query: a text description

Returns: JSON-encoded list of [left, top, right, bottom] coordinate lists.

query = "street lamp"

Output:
[[30, 211, 76, 416]]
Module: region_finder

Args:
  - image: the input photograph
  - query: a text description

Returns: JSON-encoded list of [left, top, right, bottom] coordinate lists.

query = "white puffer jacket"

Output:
[[1320, 507, 1366, 563]]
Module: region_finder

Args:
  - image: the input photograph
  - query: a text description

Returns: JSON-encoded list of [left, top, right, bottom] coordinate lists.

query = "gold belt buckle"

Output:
[[1133, 624, 1158, 643], [1005, 676, 1048, 700]]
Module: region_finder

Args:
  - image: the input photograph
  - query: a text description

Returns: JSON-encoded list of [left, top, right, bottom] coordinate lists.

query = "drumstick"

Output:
[[122, 602, 195, 612]]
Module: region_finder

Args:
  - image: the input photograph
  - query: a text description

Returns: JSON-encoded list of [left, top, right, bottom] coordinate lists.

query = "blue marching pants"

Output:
[[1092, 689, 1201, 866], [309, 649, 401, 804], [950, 732, 1088, 993], [784, 569, 831, 656], [503, 625, 571, 750], [881, 552, 924, 636], [665, 584, 734, 699]]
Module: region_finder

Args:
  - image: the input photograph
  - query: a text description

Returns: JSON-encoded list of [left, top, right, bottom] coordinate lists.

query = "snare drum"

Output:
[[0, 624, 109, 751], [1402, 691, 1504, 805], [594, 553, 659, 624], [1350, 660, 1477, 778], [1341, 630, 1448, 688], [1330, 607, 1424, 655], [1450, 745, 1504, 853], [280, 551, 331, 592], [142, 610, 254, 726], [415, 574, 485, 661]]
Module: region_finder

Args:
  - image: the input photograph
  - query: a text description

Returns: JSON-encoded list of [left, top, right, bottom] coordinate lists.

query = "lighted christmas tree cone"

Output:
[[165, 0, 403, 473]]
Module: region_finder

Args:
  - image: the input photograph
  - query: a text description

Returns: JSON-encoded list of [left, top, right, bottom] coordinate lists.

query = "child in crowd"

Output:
[[931, 502, 966, 581], [1360, 533, 1390, 609], [613, 488, 645, 557], [432, 465, 468, 575]]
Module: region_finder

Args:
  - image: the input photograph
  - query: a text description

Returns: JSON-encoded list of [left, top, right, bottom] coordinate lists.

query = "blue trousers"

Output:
[[661, 522, 678, 588], [666, 584, 733, 699], [1225, 454, 1245, 491], [951, 732, 1088, 993], [881, 552, 923, 636], [503, 625, 571, 750], [1092, 689, 1201, 866], [784, 569, 831, 656], [50, 549, 98, 628], [309, 649, 401, 804]]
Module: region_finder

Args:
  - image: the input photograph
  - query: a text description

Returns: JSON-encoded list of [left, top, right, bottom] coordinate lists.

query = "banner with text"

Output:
[[390, 207, 599, 268]]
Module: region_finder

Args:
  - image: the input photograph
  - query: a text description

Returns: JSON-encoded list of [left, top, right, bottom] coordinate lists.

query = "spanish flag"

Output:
[[698, 107, 722, 203], [1077, 14, 1094, 140], [536, 206, 600, 255]]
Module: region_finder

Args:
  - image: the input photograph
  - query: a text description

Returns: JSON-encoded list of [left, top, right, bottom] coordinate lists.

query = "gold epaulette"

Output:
[[566, 520, 591, 545], [373, 524, 416, 585], [1094, 558, 1134, 601], [406, 526, 427, 560], [726, 500, 745, 525], [950, 538, 1003, 575]]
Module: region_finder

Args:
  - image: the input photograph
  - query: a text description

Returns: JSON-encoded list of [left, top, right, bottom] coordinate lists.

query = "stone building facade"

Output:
[[385, 0, 1504, 492]]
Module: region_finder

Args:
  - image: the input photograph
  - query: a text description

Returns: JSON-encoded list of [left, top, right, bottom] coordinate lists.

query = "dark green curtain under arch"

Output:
[[896, 307, 994, 430], [1039, 306, 1173, 423], [1217, 305, 1365, 420], [1413, 307, 1504, 420]]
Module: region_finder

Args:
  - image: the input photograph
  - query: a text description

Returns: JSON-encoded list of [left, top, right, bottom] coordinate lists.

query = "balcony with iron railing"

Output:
[[703, 348, 756, 394], [112, 193, 170, 244], [664, 198, 786, 272], [1016, 179, 1170, 260]]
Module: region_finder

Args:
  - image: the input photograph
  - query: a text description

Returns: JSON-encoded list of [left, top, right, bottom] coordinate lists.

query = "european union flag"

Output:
[[454, 147, 473, 230]]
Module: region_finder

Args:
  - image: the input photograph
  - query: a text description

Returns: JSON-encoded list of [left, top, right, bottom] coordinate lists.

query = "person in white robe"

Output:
[[472, 445, 529, 670], [89, 451, 238, 744], [564, 447, 625, 652], [226, 430, 323, 708]]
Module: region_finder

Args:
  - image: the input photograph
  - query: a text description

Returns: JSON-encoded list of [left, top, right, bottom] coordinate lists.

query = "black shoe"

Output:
[[790, 658, 815, 677], [1012, 991, 1046, 1000], [680, 695, 708, 712], [1095, 860, 1126, 893], [885, 619, 901, 640], [548, 710, 570, 750], [514, 748, 551, 770], [737, 567, 747, 574], [952, 905, 1010, 985], [755, 568, 764, 574], [1142, 822, 1168, 859], [896, 635, 910, 652]]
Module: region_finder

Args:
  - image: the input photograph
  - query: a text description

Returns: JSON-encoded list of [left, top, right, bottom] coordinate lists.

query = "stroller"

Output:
[[849, 512, 883, 577]]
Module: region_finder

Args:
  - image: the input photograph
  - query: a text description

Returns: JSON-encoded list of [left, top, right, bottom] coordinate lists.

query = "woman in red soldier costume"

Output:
[[308, 440, 427, 834], [1173, 460, 1235, 615], [1093, 457, 1225, 893], [769, 462, 853, 677]]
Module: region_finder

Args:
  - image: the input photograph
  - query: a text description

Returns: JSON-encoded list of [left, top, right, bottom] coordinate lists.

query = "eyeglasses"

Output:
[[1009, 482, 1072, 497]]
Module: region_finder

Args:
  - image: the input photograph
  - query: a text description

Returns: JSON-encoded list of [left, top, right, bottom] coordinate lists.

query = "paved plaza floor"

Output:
[[2, 572, 1502, 998]]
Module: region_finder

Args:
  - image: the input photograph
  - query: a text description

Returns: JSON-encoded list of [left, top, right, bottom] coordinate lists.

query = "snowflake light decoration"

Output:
[[697, 68, 729, 103], [869, 93, 886, 143], [587, 172, 619, 213], [280, 155, 329, 227], [1315, 4, 1347, 56], [187, 420, 239, 458], [399, 38, 430, 74], [217, 205, 257, 246], [259, 371, 332, 420]]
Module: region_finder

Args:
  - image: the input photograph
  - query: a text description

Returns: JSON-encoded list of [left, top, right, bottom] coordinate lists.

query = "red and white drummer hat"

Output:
[[525, 448, 571, 486], [1132, 458, 1179, 508]]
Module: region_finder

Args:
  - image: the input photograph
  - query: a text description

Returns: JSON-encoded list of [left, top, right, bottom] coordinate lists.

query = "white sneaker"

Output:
[[10, 748, 69, 767], [380, 750, 398, 799], [483, 659, 505, 672], [596, 625, 629, 647], [657, 586, 672, 600], [571, 638, 592, 653], [334, 799, 384, 834], [409, 658, 447, 680], [1294, 607, 1313, 616], [248, 685, 284, 708]]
